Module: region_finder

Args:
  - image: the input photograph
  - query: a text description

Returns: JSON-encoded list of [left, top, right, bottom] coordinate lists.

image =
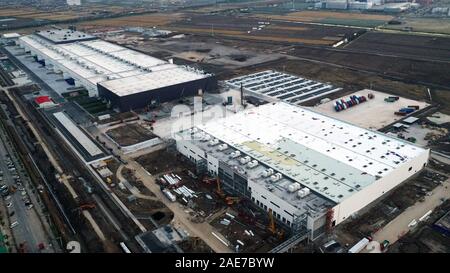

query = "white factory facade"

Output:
[[176, 102, 429, 239], [17, 29, 217, 111]]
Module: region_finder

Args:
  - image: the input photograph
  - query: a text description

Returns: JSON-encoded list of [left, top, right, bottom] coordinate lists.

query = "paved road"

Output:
[[0, 125, 57, 253], [370, 177, 450, 248]]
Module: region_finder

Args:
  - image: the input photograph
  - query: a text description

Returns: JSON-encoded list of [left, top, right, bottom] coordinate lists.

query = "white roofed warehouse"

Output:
[[175, 102, 429, 240], [17, 29, 217, 111]]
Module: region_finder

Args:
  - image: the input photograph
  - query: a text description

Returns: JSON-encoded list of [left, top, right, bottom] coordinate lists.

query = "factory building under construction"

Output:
[[17, 29, 217, 111], [176, 102, 430, 239]]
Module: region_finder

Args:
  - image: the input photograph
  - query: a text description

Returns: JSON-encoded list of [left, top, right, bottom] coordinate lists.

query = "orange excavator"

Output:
[[79, 203, 95, 210], [225, 196, 241, 206], [268, 209, 285, 240]]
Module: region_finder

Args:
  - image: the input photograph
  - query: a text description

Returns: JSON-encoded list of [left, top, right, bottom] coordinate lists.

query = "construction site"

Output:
[[0, 0, 449, 255]]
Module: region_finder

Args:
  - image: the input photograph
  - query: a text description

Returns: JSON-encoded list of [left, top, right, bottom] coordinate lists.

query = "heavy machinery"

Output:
[[215, 177, 225, 199], [202, 177, 216, 185], [79, 203, 95, 210], [268, 209, 284, 240], [225, 196, 241, 206]]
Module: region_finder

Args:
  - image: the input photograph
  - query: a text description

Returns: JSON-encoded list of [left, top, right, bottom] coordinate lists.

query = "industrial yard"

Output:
[[312, 90, 430, 130], [0, 0, 449, 257], [106, 123, 157, 147]]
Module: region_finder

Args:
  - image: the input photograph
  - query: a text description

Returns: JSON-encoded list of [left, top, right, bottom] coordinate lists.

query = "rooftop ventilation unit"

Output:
[[247, 160, 258, 169], [270, 173, 282, 182], [262, 168, 274, 178], [298, 188, 311, 198], [229, 151, 241, 158], [208, 139, 220, 146], [218, 144, 228, 151], [201, 134, 211, 142], [288, 182, 301, 193], [239, 156, 251, 165]]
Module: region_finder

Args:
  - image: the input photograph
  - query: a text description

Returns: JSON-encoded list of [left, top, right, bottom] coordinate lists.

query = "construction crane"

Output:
[[268, 209, 285, 240], [215, 177, 225, 199]]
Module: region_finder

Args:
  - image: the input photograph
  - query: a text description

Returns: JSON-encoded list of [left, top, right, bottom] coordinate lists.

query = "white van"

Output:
[[10, 221, 19, 229]]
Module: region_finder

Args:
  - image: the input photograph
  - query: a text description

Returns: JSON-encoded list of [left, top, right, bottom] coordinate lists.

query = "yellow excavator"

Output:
[[268, 209, 285, 240]]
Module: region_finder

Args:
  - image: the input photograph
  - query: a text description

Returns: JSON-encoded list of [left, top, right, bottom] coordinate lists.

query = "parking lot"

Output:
[[0, 124, 57, 253], [310, 89, 430, 130]]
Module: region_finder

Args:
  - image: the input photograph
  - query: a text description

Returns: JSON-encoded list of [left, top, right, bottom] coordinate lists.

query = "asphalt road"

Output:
[[0, 125, 57, 253]]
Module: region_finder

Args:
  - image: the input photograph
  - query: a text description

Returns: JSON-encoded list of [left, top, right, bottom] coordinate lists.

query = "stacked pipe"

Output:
[[334, 95, 367, 112]]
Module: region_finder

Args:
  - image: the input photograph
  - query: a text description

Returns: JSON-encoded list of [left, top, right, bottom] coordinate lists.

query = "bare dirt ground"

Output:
[[254, 10, 393, 23], [345, 32, 450, 61], [79, 13, 185, 28], [106, 123, 156, 147]]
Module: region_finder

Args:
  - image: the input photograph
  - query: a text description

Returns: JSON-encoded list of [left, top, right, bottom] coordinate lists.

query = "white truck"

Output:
[[162, 189, 176, 202], [348, 237, 370, 253]]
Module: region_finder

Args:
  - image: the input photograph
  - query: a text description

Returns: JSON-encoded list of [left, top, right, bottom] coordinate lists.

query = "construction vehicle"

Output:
[[79, 203, 95, 210], [202, 177, 216, 185], [215, 177, 225, 199], [268, 209, 284, 240], [225, 196, 241, 206], [380, 240, 390, 252]]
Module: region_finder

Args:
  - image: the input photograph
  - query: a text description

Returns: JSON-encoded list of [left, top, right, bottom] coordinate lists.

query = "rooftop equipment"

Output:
[[230, 150, 241, 158], [247, 160, 259, 169], [240, 156, 251, 165], [270, 173, 282, 182], [262, 168, 274, 178], [218, 144, 228, 151], [288, 182, 301, 193], [298, 187, 311, 198]]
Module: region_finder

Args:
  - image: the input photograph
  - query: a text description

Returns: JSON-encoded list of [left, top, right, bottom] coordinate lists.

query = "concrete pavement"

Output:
[[371, 178, 450, 248]]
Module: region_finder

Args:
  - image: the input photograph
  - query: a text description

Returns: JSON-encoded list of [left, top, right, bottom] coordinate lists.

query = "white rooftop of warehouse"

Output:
[[191, 102, 428, 203], [19, 33, 210, 95], [53, 112, 103, 157], [99, 66, 209, 96], [2, 33, 21, 39], [35, 29, 96, 43]]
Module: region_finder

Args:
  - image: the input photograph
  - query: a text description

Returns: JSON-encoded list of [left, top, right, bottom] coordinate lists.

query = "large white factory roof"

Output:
[[35, 29, 97, 43], [18, 32, 210, 96], [191, 102, 428, 203], [99, 66, 209, 97], [53, 112, 103, 157]]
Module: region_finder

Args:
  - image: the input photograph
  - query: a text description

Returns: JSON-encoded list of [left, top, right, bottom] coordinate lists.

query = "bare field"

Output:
[[79, 13, 185, 27], [167, 14, 358, 45], [382, 18, 450, 35], [254, 10, 393, 23], [345, 32, 450, 61]]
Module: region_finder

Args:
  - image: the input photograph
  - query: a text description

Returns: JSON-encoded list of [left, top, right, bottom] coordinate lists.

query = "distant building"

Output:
[[67, 0, 81, 6], [34, 96, 56, 108], [18, 29, 217, 111]]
